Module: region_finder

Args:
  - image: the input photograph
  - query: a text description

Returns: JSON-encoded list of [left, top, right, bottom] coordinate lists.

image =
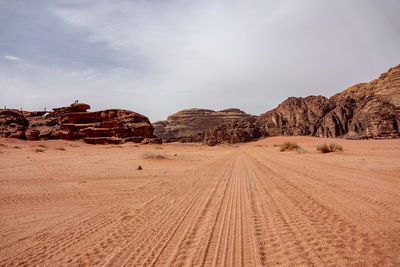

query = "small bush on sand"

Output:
[[33, 148, 45, 153], [141, 152, 167, 159], [280, 142, 301, 152], [55, 147, 66, 151], [316, 142, 343, 153]]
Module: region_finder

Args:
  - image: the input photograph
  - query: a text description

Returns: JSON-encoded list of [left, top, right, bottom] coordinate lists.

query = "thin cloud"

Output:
[[0, 0, 399, 121], [4, 55, 20, 61]]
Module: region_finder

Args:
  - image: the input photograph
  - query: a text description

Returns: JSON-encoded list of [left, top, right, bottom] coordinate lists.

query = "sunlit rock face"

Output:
[[0, 103, 161, 145]]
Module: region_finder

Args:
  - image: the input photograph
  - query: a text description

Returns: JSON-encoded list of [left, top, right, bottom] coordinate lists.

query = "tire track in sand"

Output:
[[104, 154, 236, 266], [247, 153, 400, 266]]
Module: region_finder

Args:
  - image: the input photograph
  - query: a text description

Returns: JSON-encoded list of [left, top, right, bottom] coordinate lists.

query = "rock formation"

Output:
[[202, 64, 400, 145], [0, 103, 161, 144], [0, 109, 29, 139], [153, 108, 253, 142]]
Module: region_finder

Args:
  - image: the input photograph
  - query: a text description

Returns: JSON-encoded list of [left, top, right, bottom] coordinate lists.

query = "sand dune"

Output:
[[1, 137, 400, 266]]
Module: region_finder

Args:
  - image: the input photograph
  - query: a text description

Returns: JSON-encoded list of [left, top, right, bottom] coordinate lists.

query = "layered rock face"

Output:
[[0, 110, 29, 139], [0, 103, 161, 144], [203, 64, 400, 145], [153, 108, 253, 142], [203, 117, 263, 146]]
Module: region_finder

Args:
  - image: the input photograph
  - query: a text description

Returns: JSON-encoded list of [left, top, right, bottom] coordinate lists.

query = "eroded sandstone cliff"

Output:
[[0, 103, 161, 144], [203, 64, 400, 145], [153, 108, 253, 142]]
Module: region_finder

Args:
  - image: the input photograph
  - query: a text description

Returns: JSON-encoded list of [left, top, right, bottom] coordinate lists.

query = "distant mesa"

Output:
[[0, 103, 161, 145], [153, 108, 253, 142]]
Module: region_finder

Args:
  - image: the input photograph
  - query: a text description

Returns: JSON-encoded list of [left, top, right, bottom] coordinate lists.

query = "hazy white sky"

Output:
[[1, 0, 399, 121]]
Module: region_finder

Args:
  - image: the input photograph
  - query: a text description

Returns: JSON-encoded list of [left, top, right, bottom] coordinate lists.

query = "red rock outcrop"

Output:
[[0, 109, 28, 139], [203, 64, 400, 145], [203, 117, 263, 146], [0, 103, 161, 144], [153, 108, 253, 142]]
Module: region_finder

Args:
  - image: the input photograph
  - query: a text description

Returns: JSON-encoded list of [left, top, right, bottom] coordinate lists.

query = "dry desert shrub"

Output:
[[55, 147, 66, 151], [142, 152, 167, 159], [13, 146, 21, 149], [280, 141, 302, 152], [316, 142, 343, 153], [33, 148, 46, 153]]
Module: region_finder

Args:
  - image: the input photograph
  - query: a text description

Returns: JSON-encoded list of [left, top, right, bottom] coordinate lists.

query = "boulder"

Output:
[[25, 129, 40, 140]]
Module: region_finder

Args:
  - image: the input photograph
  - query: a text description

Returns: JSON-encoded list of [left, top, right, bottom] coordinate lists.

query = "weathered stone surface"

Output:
[[258, 95, 334, 137], [141, 137, 162, 144], [53, 103, 90, 116], [203, 117, 262, 146], [153, 108, 253, 142], [0, 109, 28, 139], [25, 129, 40, 141], [0, 103, 160, 144]]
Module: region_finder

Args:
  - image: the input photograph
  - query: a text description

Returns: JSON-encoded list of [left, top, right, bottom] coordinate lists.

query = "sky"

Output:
[[1, 0, 400, 122]]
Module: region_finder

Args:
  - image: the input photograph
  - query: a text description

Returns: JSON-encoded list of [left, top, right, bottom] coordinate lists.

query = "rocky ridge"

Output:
[[201, 64, 400, 145], [0, 103, 161, 144], [153, 108, 253, 142]]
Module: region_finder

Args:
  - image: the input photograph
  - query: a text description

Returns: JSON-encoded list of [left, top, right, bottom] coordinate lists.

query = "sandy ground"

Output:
[[0, 136, 400, 266]]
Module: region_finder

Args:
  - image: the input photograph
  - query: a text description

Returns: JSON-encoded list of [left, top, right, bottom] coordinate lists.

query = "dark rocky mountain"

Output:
[[153, 108, 253, 142], [0, 103, 161, 144], [200, 64, 400, 145]]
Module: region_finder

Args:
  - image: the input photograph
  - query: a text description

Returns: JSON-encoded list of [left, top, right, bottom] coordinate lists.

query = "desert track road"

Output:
[[1, 138, 400, 266]]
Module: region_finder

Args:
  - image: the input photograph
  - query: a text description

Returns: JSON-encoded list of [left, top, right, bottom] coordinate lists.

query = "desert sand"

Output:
[[1, 136, 400, 266]]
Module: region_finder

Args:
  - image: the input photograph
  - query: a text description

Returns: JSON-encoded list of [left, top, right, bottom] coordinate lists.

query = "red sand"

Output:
[[1, 136, 400, 266]]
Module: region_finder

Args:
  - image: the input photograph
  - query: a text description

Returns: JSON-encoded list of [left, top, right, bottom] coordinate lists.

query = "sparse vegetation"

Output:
[[154, 145, 163, 149], [13, 146, 21, 149], [37, 144, 49, 148], [55, 147, 66, 151], [141, 152, 167, 159], [316, 142, 343, 153], [33, 148, 45, 153], [280, 141, 302, 152]]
